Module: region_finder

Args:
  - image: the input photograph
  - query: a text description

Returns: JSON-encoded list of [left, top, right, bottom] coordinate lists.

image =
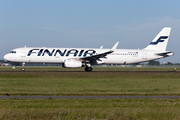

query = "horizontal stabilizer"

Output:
[[156, 51, 174, 57]]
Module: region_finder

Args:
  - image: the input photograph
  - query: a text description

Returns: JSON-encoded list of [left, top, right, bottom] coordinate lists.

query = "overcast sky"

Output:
[[0, 0, 180, 63]]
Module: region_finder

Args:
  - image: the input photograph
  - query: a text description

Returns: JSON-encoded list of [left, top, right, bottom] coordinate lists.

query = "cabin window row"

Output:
[[111, 53, 138, 55]]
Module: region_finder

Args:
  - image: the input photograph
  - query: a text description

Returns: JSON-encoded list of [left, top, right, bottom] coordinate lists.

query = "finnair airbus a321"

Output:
[[4, 27, 174, 72]]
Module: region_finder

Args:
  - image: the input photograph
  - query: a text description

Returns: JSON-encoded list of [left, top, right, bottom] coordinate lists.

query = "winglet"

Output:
[[100, 46, 103, 49], [111, 42, 119, 52]]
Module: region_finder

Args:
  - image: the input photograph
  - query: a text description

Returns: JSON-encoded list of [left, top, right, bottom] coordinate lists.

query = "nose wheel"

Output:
[[21, 68, 25, 71], [85, 67, 93, 72]]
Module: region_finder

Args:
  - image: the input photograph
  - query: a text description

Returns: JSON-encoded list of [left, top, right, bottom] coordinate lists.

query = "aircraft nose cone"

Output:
[[4, 54, 11, 61]]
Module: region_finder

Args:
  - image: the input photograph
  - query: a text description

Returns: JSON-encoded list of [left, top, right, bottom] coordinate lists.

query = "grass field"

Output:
[[0, 66, 180, 96], [1, 66, 180, 119], [1, 98, 180, 120]]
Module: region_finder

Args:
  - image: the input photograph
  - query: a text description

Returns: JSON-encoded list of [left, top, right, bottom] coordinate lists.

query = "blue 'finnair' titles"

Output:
[[4, 27, 174, 72], [27, 49, 96, 57], [150, 36, 168, 45]]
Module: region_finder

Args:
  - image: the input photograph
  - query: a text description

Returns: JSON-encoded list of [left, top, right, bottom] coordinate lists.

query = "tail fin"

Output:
[[144, 27, 171, 51]]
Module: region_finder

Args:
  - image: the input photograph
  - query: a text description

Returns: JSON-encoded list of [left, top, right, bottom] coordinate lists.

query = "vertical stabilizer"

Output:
[[144, 27, 171, 51]]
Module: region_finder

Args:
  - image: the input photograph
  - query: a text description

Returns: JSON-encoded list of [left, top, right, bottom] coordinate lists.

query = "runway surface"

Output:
[[1, 96, 180, 99], [0, 71, 179, 73]]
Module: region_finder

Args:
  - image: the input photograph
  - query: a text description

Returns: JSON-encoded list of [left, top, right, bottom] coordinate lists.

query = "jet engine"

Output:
[[62, 59, 83, 68]]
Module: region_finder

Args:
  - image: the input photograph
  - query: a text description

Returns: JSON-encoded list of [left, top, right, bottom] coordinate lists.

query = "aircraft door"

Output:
[[142, 51, 147, 59], [21, 48, 26, 57]]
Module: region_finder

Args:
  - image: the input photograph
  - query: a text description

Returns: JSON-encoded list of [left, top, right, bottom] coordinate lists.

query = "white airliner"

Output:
[[4, 27, 174, 72]]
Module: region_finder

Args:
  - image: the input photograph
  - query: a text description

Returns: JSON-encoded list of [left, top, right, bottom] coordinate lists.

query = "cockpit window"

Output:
[[9, 51, 16, 54]]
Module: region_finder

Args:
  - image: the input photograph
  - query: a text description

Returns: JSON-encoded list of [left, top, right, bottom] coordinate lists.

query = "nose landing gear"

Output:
[[21, 62, 25, 71]]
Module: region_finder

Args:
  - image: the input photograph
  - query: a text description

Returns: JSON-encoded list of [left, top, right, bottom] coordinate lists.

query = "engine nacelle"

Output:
[[62, 59, 83, 68]]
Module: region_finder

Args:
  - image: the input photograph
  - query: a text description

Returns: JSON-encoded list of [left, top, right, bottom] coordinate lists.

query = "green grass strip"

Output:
[[0, 98, 180, 119]]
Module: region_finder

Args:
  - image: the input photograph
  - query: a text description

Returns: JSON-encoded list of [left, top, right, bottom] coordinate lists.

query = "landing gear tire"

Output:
[[21, 68, 25, 71], [85, 67, 93, 72]]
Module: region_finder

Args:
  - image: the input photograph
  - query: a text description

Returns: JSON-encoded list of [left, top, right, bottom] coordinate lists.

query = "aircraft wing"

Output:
[[80, 42, 119, 62]]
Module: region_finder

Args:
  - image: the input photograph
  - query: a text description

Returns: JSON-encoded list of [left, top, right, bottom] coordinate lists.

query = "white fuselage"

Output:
[[4, 47, 168, 65]]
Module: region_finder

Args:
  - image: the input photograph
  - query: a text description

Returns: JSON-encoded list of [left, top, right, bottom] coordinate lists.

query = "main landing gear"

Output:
[[85, 66, 93, 72]]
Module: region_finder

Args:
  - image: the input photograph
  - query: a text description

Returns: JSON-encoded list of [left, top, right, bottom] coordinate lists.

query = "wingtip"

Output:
[[111, 42, 119, 51]]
